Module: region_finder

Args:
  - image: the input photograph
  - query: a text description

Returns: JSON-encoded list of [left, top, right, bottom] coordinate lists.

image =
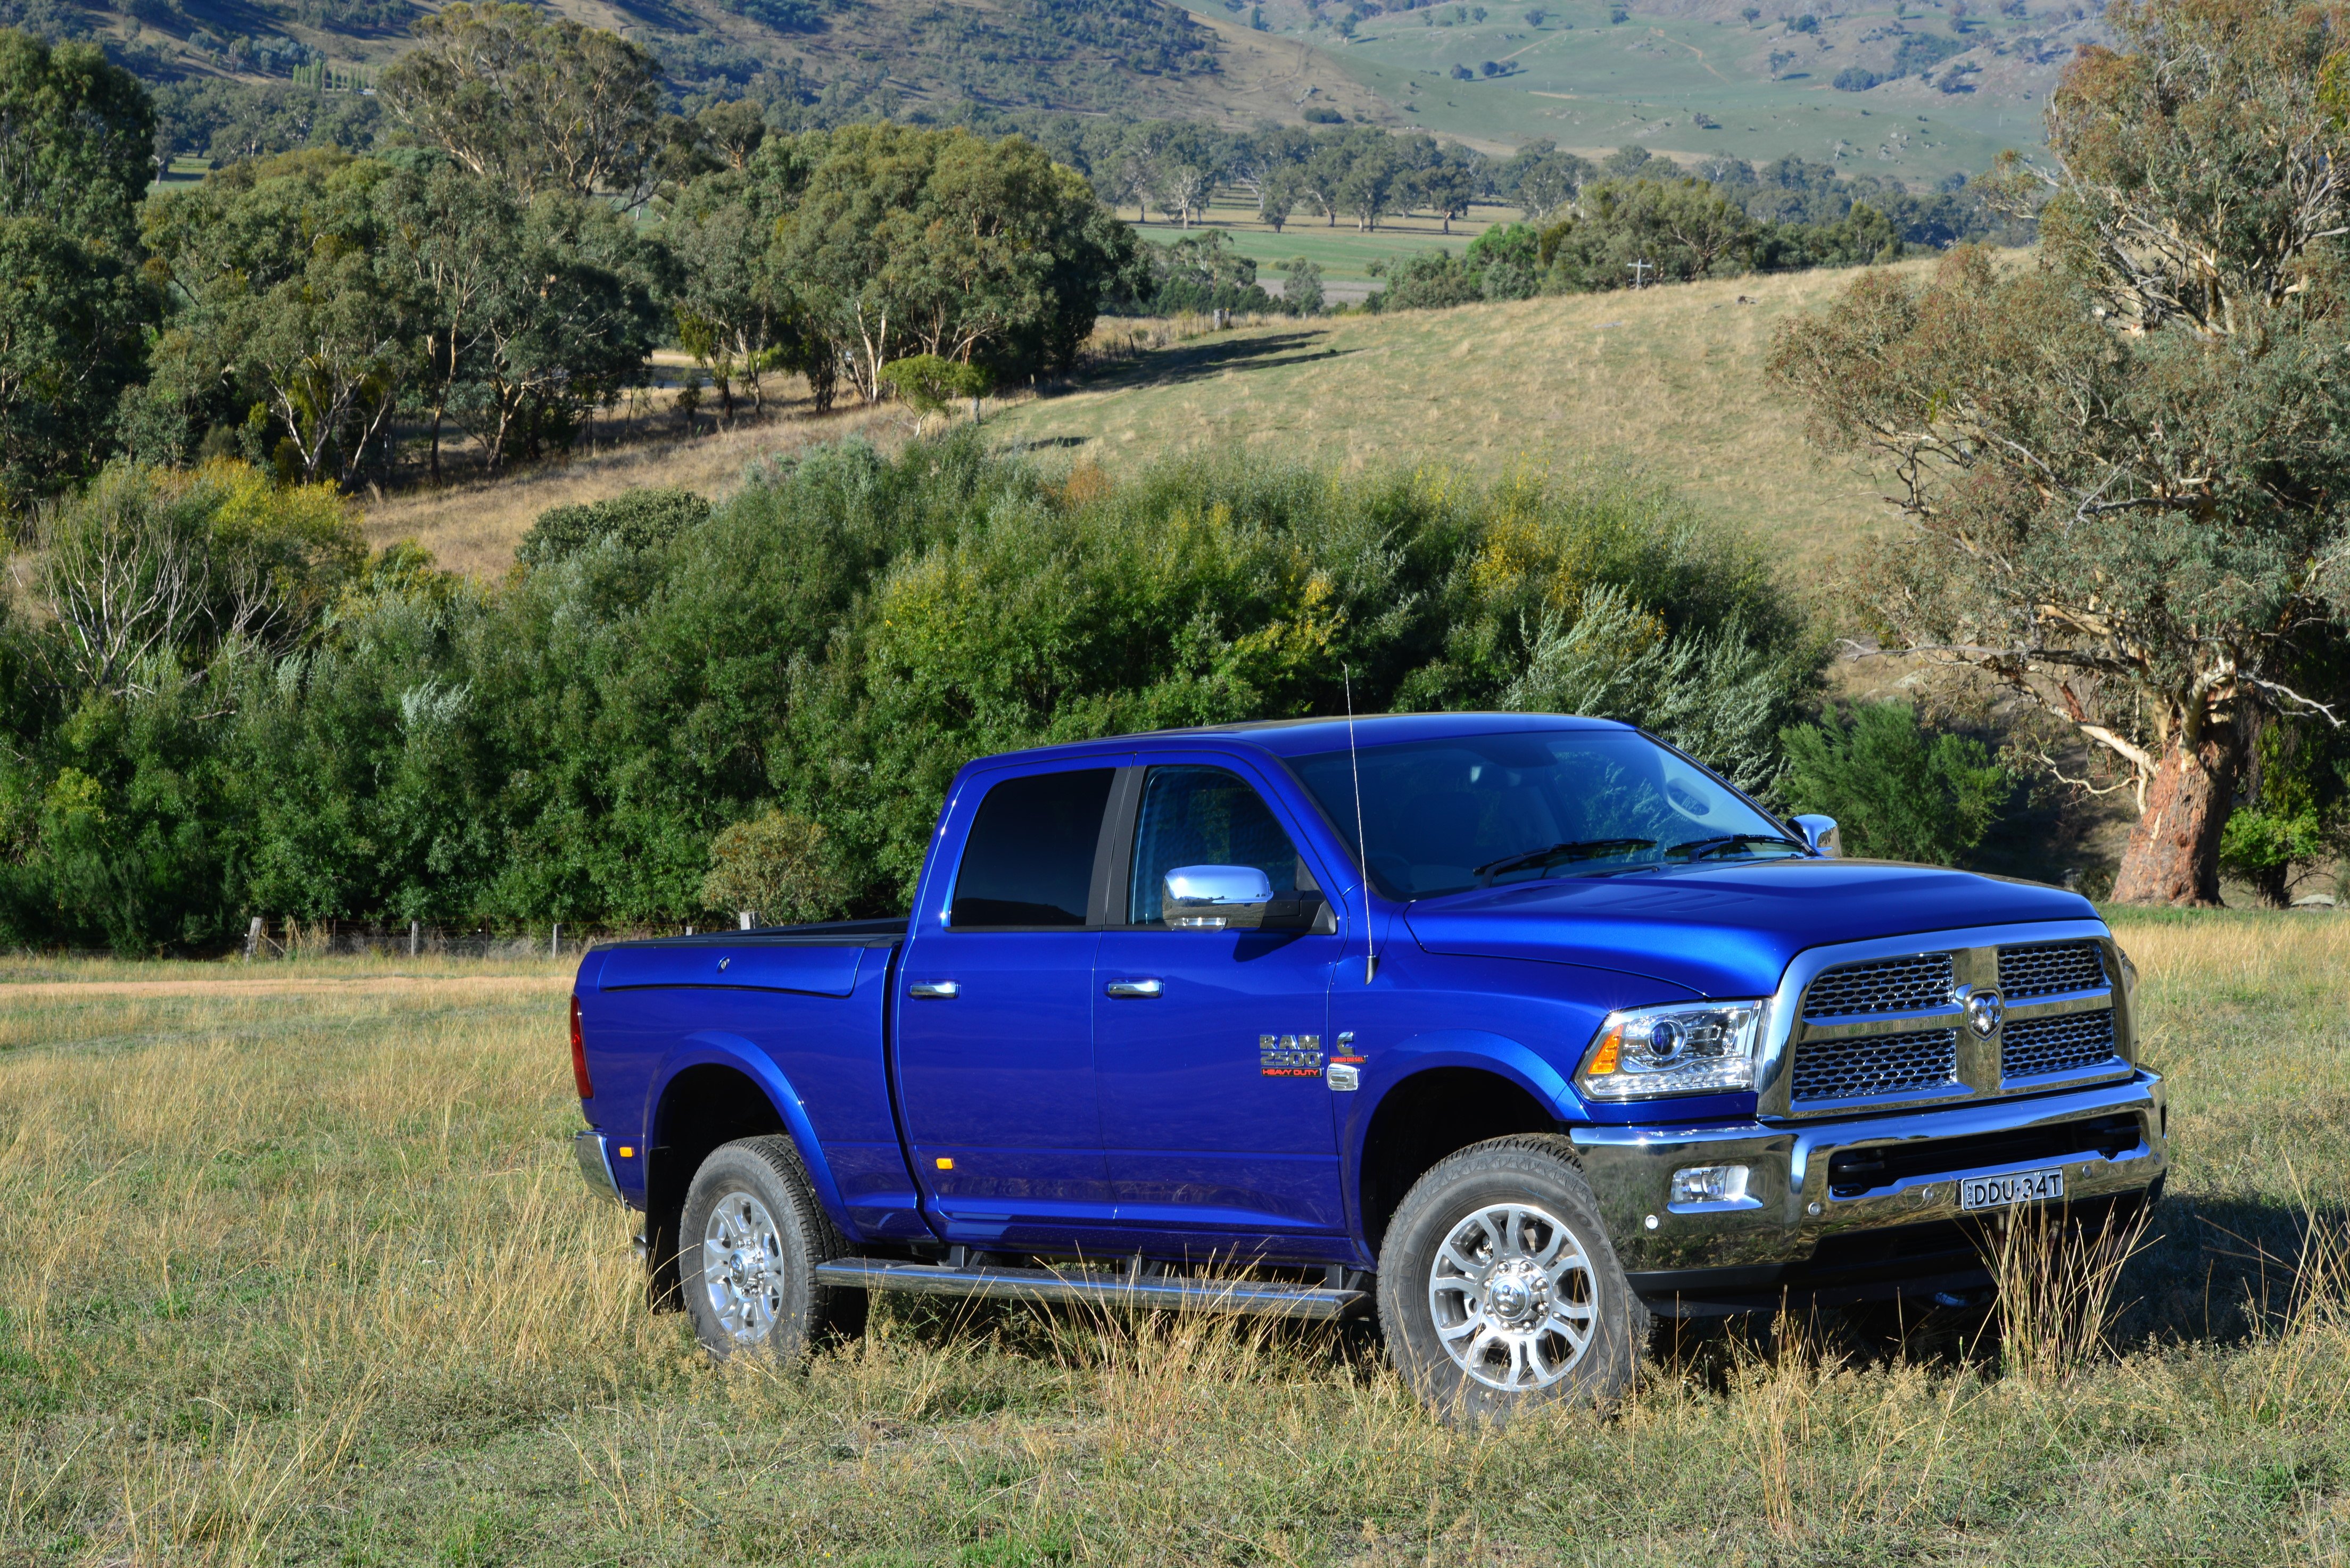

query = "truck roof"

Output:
[[973, 711, 1632, 768]]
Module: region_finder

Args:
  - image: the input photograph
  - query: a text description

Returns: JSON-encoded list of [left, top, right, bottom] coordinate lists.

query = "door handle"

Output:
[[909, 980, 961, 1000], [1104, 977, 1164, 999]]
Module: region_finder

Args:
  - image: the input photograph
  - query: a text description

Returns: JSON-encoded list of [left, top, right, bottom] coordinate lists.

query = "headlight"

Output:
[[1577, 1001, 1765, 1100], [2116, 945, 2138, 1001]]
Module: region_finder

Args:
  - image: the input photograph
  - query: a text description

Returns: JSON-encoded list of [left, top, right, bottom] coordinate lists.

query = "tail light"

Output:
[[570, 993, 593, 1100]]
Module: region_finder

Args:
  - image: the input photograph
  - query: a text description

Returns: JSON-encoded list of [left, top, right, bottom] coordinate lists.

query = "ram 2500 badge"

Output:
[[569, 713, 2165, 1419]]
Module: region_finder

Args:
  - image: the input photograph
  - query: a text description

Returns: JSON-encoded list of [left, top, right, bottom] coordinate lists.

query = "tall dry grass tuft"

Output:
[[1985, 1202, 2153, 1384]]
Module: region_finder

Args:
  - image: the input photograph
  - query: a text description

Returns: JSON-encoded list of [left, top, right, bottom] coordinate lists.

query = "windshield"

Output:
[[1289, 728, 1800, 901]]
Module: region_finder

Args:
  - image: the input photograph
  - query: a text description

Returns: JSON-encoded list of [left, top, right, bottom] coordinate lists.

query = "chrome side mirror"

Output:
[[1791, 815, 1842, 858], [1164, 865, 1273, 928]]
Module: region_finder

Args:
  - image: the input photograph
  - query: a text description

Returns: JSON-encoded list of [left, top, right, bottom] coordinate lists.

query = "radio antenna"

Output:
[[1344, 665, 1376, 983]]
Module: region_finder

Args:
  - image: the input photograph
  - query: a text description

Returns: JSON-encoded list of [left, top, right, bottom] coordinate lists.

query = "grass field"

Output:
[[1132, 195, 1510, 290], [2, 912, 2347, 1564]]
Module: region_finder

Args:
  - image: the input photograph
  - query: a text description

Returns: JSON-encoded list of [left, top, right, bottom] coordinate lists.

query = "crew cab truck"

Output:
[[569, 713, 2166, 1420]]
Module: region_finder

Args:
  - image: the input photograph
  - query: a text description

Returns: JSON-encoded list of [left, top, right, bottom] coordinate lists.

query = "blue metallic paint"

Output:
[[1404, 859, 2096, 999], [570, 714, 2158, 1282], [652, 1032, 855, 1230]]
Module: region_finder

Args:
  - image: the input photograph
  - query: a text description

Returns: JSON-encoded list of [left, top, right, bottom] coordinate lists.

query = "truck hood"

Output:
[[1402, 857, 2097, 998]]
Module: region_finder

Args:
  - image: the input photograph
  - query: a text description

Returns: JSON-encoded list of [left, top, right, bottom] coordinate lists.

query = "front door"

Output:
[[1091, 761, 1347, 1242], [896, 765, 1118, 1249]]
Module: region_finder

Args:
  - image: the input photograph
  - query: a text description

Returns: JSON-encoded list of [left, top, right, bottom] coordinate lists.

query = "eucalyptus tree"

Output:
[[0, 31, 156, 508], [1768, 0, 2350, 903], [382, 2, 664, 202], [767, 125, 1129, 403], [140, 152, 410, 489]]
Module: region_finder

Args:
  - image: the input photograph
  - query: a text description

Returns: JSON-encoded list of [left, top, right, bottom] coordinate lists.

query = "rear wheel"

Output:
[[679, 1136, 866, 1363], [1377, 1135, 1645, 1423]]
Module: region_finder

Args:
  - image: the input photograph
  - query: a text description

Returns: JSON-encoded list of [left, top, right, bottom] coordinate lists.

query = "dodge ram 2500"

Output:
[[569, 712, 2165, 1418]]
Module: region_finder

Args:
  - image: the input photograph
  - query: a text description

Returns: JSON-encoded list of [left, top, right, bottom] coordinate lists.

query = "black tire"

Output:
[[678, 1135, 867, 1363], [1376, 1134, 1646, 1424]]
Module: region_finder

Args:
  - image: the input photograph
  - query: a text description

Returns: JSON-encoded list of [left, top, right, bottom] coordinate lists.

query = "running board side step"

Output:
[[812, 1259, 1371, 1320]]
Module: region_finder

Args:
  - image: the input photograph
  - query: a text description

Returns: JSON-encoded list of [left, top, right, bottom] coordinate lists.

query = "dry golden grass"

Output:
[[354, 261, 1937, 587], [358, 402, 899, 580], [990, 259, 1941, 575], [1, 911, 2346, 1564]]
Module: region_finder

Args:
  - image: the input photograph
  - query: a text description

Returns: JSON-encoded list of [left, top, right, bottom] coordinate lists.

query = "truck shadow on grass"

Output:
[[843, 1192, 2349, 1404], [1658, 1191, 2350, 1389]]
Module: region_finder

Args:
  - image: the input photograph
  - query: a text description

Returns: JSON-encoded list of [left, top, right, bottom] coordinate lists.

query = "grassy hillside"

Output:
[[358, 257, 1913, 582], [994, 258, 1912, 569]]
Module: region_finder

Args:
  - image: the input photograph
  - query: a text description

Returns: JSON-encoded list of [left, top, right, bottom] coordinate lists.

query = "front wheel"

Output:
[[678, 1136, 867, 1363], [1377, 1134, 1646, 1423]]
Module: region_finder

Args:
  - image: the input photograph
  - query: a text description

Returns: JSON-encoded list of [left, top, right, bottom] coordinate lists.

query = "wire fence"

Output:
[[236, 917, 741, 961]]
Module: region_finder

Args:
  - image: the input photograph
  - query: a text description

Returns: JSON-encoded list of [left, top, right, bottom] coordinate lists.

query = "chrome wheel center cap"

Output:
[[1483, 1260, 1549, 1329]]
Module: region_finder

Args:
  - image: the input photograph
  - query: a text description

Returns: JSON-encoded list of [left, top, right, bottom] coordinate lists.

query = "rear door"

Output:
[[895, 762, 1123, 1249], [1089, 756, 1348, 1243]]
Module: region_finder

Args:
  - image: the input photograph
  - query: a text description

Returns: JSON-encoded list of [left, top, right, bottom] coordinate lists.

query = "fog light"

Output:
[[1670, 1164, 1750, 1208]]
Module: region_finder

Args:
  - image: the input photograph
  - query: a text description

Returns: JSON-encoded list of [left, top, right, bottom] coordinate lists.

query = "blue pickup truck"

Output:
[[569, 712, 2165, 1419]]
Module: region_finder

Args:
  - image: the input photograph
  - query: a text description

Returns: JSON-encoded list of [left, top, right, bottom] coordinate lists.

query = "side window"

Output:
[[950, 768, 1115, 930], [1128, 766, 1319, 926]]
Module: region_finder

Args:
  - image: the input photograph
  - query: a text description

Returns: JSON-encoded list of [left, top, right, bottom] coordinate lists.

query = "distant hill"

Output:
[[15, 0, 1396, 125], [1181, 0, 2096, 182], [16, 0, 2079, 177]]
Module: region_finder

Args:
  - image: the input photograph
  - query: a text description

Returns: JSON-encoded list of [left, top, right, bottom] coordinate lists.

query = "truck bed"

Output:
[[576, 919, 919, 1241]]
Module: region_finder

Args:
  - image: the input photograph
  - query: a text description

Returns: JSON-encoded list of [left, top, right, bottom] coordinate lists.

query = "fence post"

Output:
[[409, 919, 419, 958], [552, 922, 561, 957], [738, 911, 753, 931], [244, 916, 262, 963]]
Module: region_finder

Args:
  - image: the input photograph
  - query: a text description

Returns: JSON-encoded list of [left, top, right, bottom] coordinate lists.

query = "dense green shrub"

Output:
[[0, 436, 1824, 946], [1778, 701, 2009, 865], [515, 488, 713, 566]]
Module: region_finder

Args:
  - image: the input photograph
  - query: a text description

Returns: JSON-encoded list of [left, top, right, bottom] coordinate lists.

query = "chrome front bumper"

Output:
[[573, 1129, 624, 1205], [1571, 1071, 2167, 1311]]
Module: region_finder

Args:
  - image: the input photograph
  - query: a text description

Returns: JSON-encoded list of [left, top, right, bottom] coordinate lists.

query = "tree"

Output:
[[139, 152, 409, 488], [1414, 152, 1478, 233], [877, 353, 993, 428], [1335, 132, 1399, 231], [0, 32, 157, 507], [768, 125, 1129, 403], [666, 166, 801, 422], [375, 154, 518, 480], [1779, 702, 2009, 864], [451, 189, 666, 469], [1541, 178, 1755, 289], [381, 3, 664, 201], [1501, 140, 1590, 222], [701, 811, 846, 924], [1767, 0, 2350, 903], [1281, 256, 1324, 316]]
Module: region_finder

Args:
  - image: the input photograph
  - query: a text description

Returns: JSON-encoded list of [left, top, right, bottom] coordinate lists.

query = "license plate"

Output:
[[1959, 1168, 2065, 1211]]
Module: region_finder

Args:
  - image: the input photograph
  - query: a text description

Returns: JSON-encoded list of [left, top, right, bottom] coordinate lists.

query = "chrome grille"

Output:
[[1998, 941, 2106, 999], [1791, 1027, 1960, 1104], [1801, 953, 1955, 1021], [2002, 1009, 2117, 1080]]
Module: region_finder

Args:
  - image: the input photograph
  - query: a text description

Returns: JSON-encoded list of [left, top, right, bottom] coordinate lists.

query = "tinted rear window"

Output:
[[950, 769, 1115, 928]]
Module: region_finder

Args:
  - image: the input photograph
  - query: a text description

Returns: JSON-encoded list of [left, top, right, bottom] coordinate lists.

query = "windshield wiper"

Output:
[[1666, 834, 1808, 862], [1475, 839, 1658, 884]]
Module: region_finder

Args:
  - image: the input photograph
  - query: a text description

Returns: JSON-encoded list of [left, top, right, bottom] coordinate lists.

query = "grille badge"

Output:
[[1954, 984, 2005, 1039]]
